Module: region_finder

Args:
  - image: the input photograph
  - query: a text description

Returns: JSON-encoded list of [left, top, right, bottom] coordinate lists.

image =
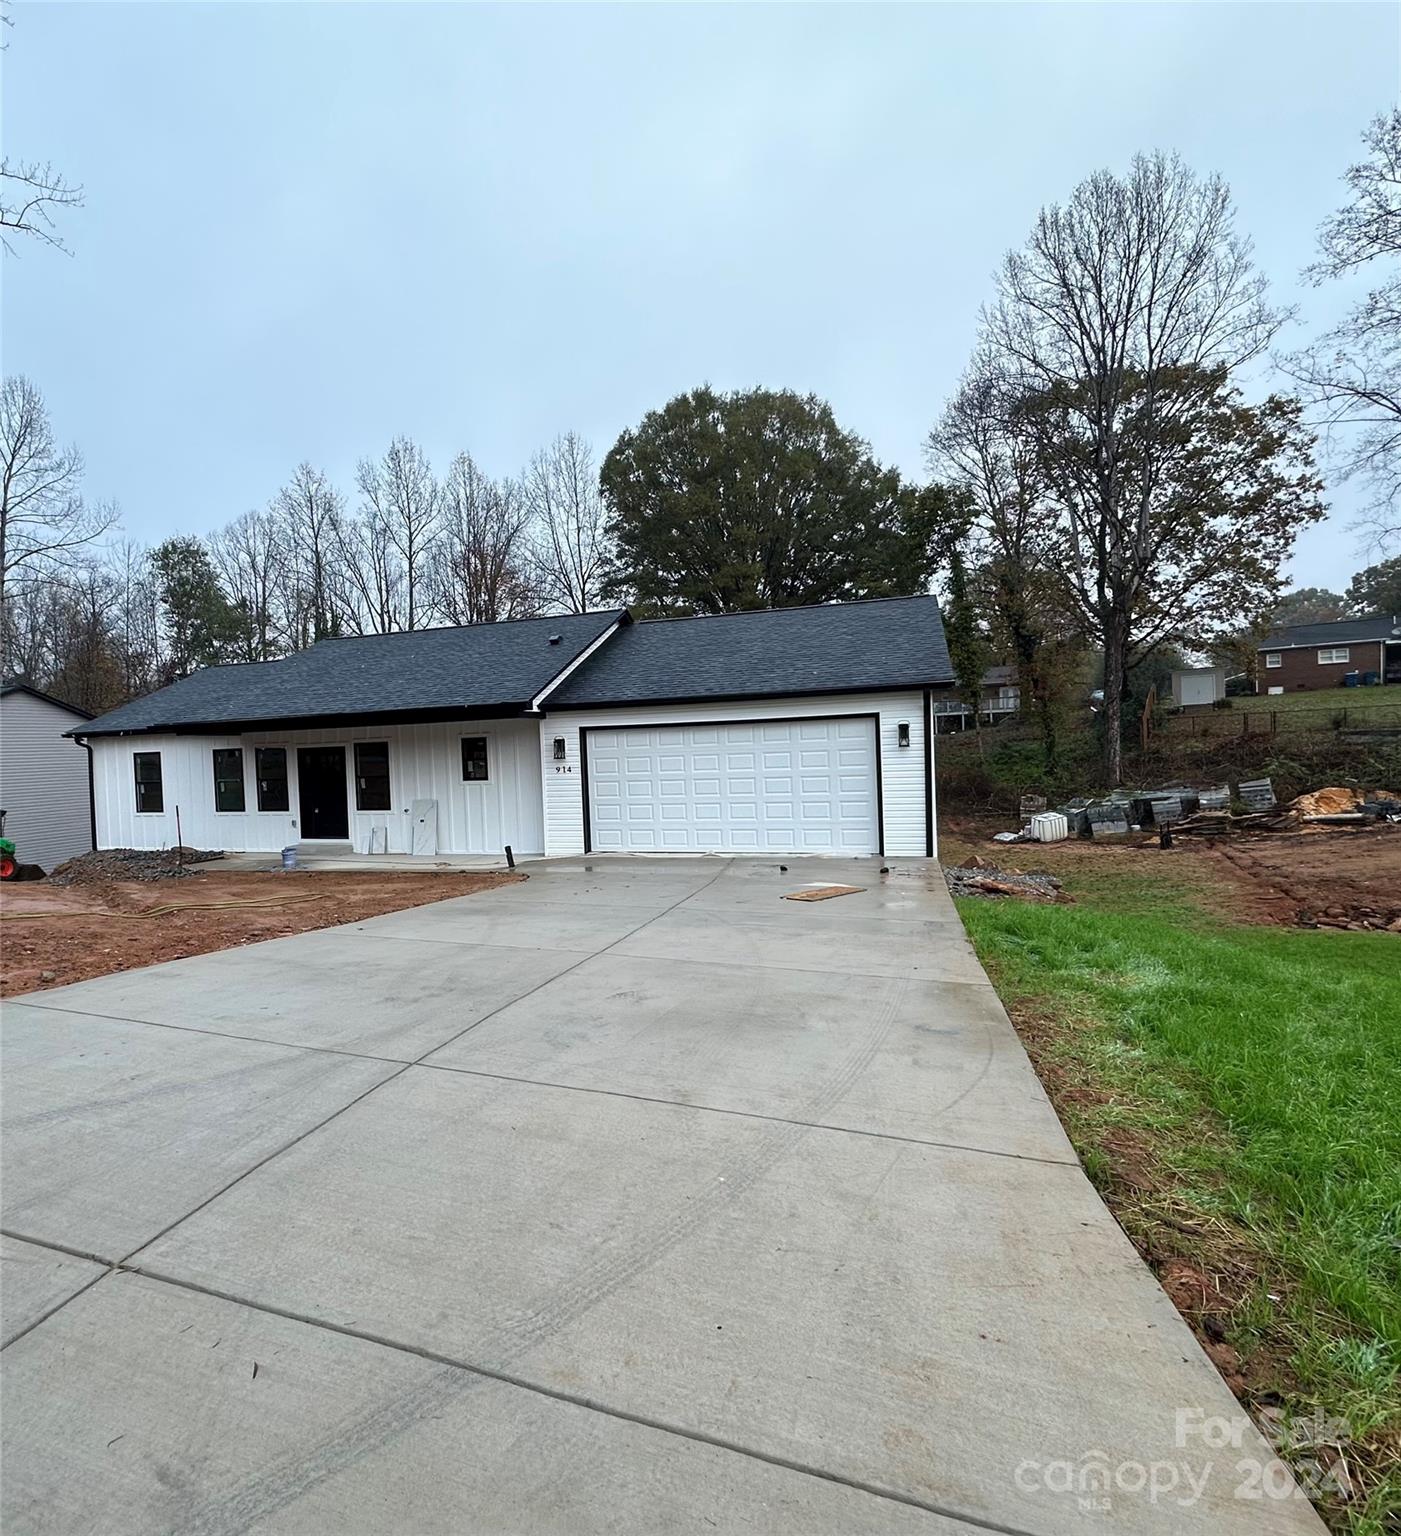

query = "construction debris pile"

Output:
[[47, 848, 224, 887], [944, 854, 1067, 904], [994, 782, 1401, 844]]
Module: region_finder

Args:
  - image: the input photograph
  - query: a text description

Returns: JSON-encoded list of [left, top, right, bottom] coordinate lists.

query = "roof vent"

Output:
[[548, 634, 563, 645]]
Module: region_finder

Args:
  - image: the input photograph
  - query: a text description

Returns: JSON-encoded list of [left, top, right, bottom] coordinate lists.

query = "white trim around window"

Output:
[[1318, 647, 1350, 665], [1264, 652, 1282, 668]]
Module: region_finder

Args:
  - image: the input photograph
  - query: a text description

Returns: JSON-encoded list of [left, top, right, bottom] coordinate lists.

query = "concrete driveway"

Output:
[[1, 857, 1322, 1535]]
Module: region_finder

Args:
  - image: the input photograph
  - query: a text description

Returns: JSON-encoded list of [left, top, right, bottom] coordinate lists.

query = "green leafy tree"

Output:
[[1270, 587, 1348, 625], [943, 546, 991, 753], [600, 385, 949, 614], [977, 152, 1312, 783], [1018, 365, 1323, 781], [930, 354, 1083, 771], [149, 536, 241, 680], [1346, 555, 1401, 616]]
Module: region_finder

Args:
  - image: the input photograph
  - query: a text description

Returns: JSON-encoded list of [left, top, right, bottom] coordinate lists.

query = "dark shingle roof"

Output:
[[1259, 613, 1401, 649], [77, 611, 628, 736], [549, 595, 953, 709]]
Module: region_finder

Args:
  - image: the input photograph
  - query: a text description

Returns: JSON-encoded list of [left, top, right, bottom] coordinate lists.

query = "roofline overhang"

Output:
[[69, 701, 539, 739], [541, 678, 958, 715], [1257, 636, 1393, 653]]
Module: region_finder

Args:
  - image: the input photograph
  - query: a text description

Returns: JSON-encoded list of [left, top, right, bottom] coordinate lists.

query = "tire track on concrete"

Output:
[[162, 925, 915, 1533]]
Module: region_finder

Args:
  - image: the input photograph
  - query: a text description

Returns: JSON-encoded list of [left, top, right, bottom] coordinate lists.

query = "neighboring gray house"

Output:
[[0, 684, 94, 873], [70, 596, 955, 859]]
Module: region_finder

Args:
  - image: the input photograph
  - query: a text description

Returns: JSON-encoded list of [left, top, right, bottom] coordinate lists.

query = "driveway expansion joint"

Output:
[[114, 1259, 1048, 1536], [415, 1061, 1083, 1168]]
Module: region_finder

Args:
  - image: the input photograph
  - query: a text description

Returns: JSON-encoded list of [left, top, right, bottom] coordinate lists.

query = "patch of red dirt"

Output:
[[1206, 826, 1401, 932], [0, 869, 521, 997]]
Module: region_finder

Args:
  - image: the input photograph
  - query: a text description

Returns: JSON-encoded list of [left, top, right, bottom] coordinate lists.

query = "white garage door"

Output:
[[585, 717, 880, 854]]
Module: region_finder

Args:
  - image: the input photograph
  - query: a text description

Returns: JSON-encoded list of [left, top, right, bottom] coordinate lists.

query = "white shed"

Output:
[[0, 684, 94, 873], [1170, 666, 1226, 708]]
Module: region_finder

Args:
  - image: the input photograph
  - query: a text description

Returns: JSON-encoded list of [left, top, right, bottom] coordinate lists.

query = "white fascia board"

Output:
[[527, 619, 626, 714]]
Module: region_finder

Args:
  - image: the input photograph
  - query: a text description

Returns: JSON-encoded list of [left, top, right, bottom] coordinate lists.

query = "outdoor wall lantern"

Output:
[[897, 721, 911, 748], [553, 736, 567, 760]]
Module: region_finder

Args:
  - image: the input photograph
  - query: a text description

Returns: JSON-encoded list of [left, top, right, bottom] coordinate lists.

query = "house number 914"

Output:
[[554, 765, 574, 773]]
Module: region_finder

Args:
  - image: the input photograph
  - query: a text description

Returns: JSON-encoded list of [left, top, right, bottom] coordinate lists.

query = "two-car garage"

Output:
[[582, 715, 882, 855], [539, 598, 949, 860]]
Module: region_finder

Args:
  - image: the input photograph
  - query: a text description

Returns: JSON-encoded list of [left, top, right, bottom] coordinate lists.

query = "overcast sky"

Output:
[[4, 2, 1397, 594]]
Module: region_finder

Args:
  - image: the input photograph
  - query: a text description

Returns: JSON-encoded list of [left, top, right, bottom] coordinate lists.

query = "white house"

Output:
[[72, 596, 954, 860], [0, 684, 95, 873]]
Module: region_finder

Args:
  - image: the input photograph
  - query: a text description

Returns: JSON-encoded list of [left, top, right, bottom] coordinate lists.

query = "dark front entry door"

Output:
[[297, 746, 349, 839]]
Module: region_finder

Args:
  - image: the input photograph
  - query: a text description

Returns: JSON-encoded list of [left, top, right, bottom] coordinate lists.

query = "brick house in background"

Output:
[[1255, 613, 1401, 693]]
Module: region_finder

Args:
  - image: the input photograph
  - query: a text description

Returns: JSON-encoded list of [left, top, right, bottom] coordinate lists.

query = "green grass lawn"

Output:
[[1224, 682, 1401, 718], [955, 871, 1401, 1532]]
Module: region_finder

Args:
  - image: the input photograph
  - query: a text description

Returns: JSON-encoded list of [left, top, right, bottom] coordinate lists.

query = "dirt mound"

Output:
[[47, 847, 224, 886]]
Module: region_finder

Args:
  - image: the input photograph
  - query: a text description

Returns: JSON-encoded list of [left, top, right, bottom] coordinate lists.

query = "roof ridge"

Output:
[[634, 593, 937, 626], [310, 608, 626, 644], [1270, 611, 1391, 631]]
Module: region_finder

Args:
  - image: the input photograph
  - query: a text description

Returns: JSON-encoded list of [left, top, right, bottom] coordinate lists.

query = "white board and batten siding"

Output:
[[539, 692, 934, 859], [90, 718, 544, 856], [0, 690, 93, 872]]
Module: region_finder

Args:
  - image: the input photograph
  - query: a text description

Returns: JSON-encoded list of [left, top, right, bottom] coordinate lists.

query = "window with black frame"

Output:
[[355, 742, 391, 811], [133, 751, 163, 813], [255, 746, 289, 812], [212, 748, 246, 812], [461, 736, 489, 782]]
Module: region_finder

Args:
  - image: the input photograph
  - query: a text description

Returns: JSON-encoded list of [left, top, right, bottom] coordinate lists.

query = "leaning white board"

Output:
[[410, 799, 438, 856]]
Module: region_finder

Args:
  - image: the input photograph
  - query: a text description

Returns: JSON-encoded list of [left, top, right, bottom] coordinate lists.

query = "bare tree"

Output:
[[432, 452, 539, 625], [0, 159, 83, 254], [335, 509, 404, 636], [209, 508, 286, 661], [981, 152, 1302, 783], [109, 538, 165, 697], [1282, 109, 1401, 546], [270, 463, 346, 647], [0, 377, 116, 655], [354, 438, 439, 631], [525, 432, 610, 613], [929, 351, 1079, 769]]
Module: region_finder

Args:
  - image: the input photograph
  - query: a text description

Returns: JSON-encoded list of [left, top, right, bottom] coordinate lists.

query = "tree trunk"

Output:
[[1102, 621, 1127, 786]]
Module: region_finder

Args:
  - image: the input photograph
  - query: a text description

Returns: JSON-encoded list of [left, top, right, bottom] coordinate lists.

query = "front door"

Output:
[[297, 746, 349, 839]]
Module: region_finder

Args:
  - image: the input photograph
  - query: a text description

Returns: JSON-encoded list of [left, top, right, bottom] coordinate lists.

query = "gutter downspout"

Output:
[[76, 735, 97, 852]]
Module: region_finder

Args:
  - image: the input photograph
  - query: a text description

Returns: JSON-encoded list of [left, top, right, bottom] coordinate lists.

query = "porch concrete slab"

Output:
[[425, 953, 1074, 1162], [612, 903, 990, 983], [0, 1235, 106, 1346], [23, 933, 590, 1061], [135, 1068, 1317, 1536], [347, 898, 666, 953], [1, 1274, 973, 1536], [0, 1003, 397, 1257]]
